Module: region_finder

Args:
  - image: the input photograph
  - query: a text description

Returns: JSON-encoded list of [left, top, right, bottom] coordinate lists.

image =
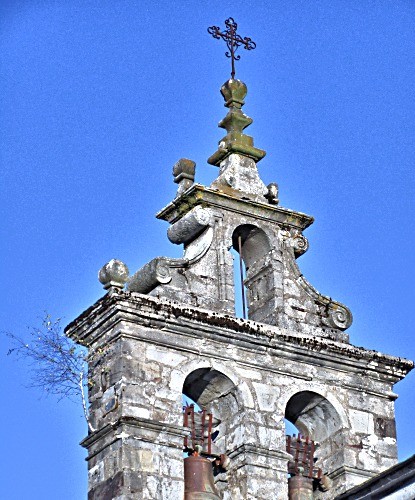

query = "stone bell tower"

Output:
[[66, 76, 413, 500]]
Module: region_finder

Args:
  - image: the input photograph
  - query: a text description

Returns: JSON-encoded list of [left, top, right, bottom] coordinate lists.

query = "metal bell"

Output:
[[288, 475, 313, 500], [184, 455, 221, 500]]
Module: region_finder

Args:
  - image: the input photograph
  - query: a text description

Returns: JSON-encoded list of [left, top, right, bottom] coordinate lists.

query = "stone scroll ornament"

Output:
[[127, 256, 188, 294], [284, 231, 353, 331], [127, 206, 215, 294]]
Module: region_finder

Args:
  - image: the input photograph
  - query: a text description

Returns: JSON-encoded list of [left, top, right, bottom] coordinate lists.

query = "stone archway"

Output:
[[285, 391, 346, 479], [231, 224, 279, 324], [183, 367, 236, 408]]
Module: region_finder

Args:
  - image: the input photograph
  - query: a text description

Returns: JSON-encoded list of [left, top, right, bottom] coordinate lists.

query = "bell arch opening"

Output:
[[231, 224, 274, 323], [285, 391, 342, 442], [182, 368, 238, 494], [284, 418, 300, 436], [285, 391, 346, 477], [232, 224, 271, 271], [182, 367, 236, 408]]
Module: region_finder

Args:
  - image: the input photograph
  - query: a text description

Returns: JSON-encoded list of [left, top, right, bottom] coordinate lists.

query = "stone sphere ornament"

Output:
[[98, 259, 129, 290]]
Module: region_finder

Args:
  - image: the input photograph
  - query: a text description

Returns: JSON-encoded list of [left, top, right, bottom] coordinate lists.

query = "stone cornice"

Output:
[[80, 416, 189, 460], [334, 454, 415, 500], [155, 184, 314, 230], [227, 444, 292, 472], [227, 443, 292, 462], [65, 291, 413, 383]]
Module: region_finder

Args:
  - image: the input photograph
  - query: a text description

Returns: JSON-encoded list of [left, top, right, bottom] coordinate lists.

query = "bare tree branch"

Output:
[[4, 314, 96, 431]]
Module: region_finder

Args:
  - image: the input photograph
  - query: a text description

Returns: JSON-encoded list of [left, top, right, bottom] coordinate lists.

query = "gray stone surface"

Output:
[[154, 181, 352, 340]]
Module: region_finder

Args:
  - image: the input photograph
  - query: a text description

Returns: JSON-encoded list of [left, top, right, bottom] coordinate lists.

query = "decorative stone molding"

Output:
[[65, 292, 413, 381], [183, 227, 214, 265], [328, 465, 377, 482], [208, 79, 266, 166], [156, 184, 314, 230], [167, 205, 213, 245], [81, 416, 190, 451], [292, 233, 309, 257], [227, 443, 292, 465], [284, 235, 353, 331], [127, 257, 188, 294], [173, 158, 195, 199]]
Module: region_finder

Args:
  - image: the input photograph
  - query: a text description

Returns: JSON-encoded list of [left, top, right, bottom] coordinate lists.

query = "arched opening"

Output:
[[182, 367, 235, 408], [285, 391, 342, 442], [285, 391, 345, 477], [231, 224, 274, 323], [182, 368, 237, 494]]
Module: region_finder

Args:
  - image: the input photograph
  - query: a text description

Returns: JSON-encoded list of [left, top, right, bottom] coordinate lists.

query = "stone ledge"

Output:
[[334, 454, 415, 499], [65, 291, 413, 384], [155, 184, 314, 229], [227, 443, 292, 472], [329, 465, 377, 483], [80, 416, 190, 461]]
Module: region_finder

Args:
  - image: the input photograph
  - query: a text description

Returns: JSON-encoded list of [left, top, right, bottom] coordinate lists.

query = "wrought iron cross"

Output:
[[208, 18, 256, 79]]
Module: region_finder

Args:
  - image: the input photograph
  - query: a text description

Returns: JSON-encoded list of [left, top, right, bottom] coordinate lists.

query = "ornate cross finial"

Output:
[[208, 18, 256, 79]]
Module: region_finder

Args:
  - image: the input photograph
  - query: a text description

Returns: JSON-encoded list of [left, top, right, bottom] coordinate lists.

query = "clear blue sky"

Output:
[[1, 1, 415, 498]]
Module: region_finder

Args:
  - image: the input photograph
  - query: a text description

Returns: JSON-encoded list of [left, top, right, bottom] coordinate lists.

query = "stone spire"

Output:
[[208, 79, 265, 165], [209, 79, 268, 202]]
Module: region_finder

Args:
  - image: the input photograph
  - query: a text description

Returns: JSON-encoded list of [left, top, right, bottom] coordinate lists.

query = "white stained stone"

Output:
[[88, 461, 104, 488], [253, 382, 280, 412], [350, 409, 375, 434], [366, 434, 379, 447], [146, 345, 187, 367], [169, 369, 184, 391], [162, 480, 184, 500], [283, 279, 302, 297], [212, 154, 268, 200], [167, 458, 184, 479], [138, 450, 156, 473], [238, 381, 255, 408], [146, 476, 158, 498], [155, 387, 180, 401], [126, 405, 150, 419]]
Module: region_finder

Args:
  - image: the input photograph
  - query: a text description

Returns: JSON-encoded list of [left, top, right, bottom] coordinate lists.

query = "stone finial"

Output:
[[208, 79, 266, 166], [98, 259, 129, 291], [173, 158, 196, 199], [265, 183, 279, 205]]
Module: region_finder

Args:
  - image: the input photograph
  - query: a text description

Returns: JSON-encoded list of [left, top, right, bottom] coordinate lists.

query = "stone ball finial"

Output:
[[220, 79, 247, 107], [98, 259, 129, 291]]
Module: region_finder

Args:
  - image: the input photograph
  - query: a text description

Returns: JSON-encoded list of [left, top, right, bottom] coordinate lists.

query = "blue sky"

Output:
[[1, 1, 415, 498]]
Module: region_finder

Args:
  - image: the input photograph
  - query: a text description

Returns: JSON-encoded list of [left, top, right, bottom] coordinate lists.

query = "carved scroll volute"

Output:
[[327, 303, 353, 330], [292, 234, 309, 258]]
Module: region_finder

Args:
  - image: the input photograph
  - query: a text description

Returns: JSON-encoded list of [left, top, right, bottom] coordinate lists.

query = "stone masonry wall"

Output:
[[66, 291, 411, 500]]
